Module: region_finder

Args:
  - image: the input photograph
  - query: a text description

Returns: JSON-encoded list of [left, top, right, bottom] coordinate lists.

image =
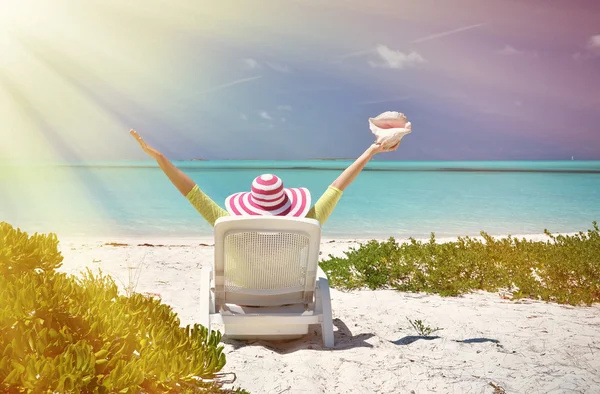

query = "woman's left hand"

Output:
[[130, 129, 163, 160]]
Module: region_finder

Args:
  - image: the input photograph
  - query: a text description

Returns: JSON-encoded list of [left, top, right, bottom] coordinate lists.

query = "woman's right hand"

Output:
[[130, 129, 163, 160], [368, 140, 401, 155]]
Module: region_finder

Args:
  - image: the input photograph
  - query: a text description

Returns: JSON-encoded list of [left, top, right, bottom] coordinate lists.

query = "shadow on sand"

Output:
[[391, 335, 441, 345], [453, 337, 500, 344], [392, 336, 501, 346], [222, 318, 375, 353]]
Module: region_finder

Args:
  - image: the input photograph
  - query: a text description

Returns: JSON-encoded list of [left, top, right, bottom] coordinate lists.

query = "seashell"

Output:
[[368, 111, 412, 148]]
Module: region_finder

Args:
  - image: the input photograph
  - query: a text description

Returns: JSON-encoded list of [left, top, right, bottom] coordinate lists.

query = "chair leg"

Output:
[[318, 276, 334, 348], [199, 266, 213, 331]]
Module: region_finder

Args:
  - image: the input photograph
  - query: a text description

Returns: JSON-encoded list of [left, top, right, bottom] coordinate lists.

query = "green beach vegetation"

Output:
[[320, 222, 600, 306], [0, 222, 248, 394], [406, 318, 443, 337]]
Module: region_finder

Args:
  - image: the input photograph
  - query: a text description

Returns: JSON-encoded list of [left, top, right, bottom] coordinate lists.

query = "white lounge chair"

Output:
[[199, 216, 334, 348]]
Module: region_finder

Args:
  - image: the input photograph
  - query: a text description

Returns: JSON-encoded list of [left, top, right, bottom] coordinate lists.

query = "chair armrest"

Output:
[[199, 265, 214, 329], [317, 265, 329, 283]]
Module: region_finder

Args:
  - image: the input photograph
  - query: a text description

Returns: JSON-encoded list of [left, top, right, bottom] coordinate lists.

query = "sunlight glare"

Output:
[[0, 0, 126, 237], [0, 0, 51, 67]]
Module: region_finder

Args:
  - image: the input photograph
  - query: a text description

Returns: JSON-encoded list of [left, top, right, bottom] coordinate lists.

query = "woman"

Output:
[[130, 129, 400, 227]]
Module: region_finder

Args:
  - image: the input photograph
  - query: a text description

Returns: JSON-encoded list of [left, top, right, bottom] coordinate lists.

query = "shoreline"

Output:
[[56, 231, 579, 248], [3, 160, 599, 174]]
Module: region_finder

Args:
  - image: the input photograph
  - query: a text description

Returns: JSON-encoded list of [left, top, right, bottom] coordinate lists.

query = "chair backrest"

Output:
[[213, 216, 322, 307]]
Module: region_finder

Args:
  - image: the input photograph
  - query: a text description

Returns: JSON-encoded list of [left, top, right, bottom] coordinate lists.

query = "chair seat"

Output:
[[216, 303, 321, 326], [221, 303, 310, 315]]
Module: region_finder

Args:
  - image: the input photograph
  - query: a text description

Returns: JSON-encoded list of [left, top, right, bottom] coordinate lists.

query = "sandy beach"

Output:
[[57, 235, 600, 394]]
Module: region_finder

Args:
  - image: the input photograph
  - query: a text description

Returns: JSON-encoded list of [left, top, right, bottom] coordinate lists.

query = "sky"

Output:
[[0, 0, 599, 161]]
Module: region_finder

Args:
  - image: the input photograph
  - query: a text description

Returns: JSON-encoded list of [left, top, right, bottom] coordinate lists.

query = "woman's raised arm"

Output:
[[331, 141, 400, 191], [130, 129, 196, 196]]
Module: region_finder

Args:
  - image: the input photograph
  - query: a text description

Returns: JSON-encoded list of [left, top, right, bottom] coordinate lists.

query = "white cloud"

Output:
[[280, 117, 286, 123], [240, 114, 247, 121], [573, 34, 600, 62], [277, 105, 292, 111], [586, 34, 600, 53], [265, 62, 291, 73], [242, 58, 260, 69], [259, 111, 272, 120], [198, 76, 262, 94], [497, 45, 520, 55], [336, 23, 486, 61], [241, 58, 291, 73], [496, 45, 538, 58], [336, 48, 376, 60], [410, 23, 487, 44], [369, 45, 425, 69]]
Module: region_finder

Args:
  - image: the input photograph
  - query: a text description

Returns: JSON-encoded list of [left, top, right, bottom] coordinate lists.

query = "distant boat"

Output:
[[571, 156, 574, 161]]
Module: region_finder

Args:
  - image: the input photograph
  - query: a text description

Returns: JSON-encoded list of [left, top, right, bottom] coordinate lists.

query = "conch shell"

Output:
[[368, 111, 412, 148]]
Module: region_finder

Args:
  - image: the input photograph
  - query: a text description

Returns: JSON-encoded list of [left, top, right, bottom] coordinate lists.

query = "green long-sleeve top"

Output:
[[185, 185, 343, 226]]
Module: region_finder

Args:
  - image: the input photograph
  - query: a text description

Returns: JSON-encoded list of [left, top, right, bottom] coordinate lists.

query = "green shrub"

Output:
[[406, 318, 443, 337], [320, 222, 600, 306], [0, 222, 248, 394]]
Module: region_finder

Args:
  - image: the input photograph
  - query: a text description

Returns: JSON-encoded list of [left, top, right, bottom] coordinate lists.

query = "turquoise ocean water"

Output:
[[0, 161, 599, 239]]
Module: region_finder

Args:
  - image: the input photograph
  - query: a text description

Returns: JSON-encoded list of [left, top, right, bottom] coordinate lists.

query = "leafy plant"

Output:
[[320, 221, 600, 306], [406, 318, 443, 337], [0, 222, 248, 394]]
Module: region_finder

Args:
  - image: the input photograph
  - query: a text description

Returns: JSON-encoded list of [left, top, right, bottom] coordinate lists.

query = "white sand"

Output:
[[58, 236, 600, 394]]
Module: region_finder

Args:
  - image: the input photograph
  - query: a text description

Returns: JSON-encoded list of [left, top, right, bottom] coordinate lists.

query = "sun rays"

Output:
[[0, 0, 199, 235]]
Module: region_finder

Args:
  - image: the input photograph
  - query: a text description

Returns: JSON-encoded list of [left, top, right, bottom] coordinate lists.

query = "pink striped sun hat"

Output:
[[225, 174, 311, 217]]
